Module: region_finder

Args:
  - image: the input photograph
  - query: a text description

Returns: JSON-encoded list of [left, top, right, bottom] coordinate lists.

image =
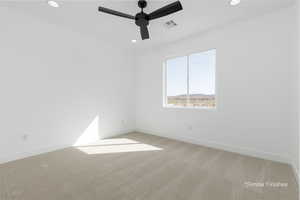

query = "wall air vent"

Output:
[[164, 20, 177, 28]]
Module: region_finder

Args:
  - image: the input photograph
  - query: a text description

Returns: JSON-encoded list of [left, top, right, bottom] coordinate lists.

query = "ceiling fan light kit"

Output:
[[98, 0, 183, 40]]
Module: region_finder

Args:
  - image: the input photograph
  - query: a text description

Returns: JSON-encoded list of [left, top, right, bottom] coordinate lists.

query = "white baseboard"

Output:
[[102, 129, 136, 139], [0, 129, 135, 165], [293, 168, 300, 196], [0, 143, 71, 165], [135, 128, 292, 164], [1, 127, 295, 182], [294, 167, 299, 183]]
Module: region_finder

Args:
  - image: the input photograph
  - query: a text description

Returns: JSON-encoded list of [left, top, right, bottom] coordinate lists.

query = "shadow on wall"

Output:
[[73, 116, 163, 154]]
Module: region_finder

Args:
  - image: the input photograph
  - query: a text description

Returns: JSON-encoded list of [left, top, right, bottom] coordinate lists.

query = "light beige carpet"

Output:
[[0, 132, 298, 200]]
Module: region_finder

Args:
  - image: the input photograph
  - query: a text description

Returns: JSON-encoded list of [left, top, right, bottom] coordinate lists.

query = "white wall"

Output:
[[135, 6, 298, 164], [0, 3, 298, 171], [297, 0, 300, 180], [0, 7, 135, 163]]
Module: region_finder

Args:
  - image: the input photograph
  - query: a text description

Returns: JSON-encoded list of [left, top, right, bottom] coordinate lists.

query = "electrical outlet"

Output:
[[121, 120, 126, 127], [22, 134, 29, 141]]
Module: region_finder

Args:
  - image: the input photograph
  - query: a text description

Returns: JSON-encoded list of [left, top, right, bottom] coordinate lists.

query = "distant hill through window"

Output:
[[164, 49, 216, 108], [167, 94, 215, 108]]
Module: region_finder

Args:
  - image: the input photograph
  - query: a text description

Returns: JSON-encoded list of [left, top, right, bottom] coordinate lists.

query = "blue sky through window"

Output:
[[166, 49, 216, 97], [166, 56, 187, 96]]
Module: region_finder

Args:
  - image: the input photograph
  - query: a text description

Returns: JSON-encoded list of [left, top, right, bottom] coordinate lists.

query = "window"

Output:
[[164, 49, 216, 108]]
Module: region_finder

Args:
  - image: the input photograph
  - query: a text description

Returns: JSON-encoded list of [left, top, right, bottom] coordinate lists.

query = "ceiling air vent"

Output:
[[164, 20, 177, 29]]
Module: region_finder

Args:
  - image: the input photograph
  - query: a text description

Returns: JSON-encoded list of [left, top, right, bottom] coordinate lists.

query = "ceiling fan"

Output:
[[98, 0, 183, 40]]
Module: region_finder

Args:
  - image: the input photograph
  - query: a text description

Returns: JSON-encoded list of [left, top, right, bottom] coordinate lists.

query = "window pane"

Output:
[[189, 49, 216, 108], [166, 56, 188, 107]]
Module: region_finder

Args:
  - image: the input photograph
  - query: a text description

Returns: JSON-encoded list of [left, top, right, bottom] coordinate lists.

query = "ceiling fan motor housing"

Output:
[[135, 13, 149, 27], [136, 0, 149, 27]]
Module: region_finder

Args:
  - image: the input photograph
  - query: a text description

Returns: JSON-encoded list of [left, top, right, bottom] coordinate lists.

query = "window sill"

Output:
[[162, 105, 217, 111]]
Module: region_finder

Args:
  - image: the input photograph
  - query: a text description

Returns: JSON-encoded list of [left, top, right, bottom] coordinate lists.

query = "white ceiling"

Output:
[[1, 0, 296, 48]]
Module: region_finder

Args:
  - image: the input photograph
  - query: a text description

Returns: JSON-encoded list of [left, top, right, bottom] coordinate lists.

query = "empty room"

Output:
[[0, 0, 299, 199]]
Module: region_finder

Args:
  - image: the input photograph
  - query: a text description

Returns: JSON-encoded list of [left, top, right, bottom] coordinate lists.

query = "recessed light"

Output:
[[131, 39, 137, 43], [48, 1, 59, 8], [230, 0, 241, 6]]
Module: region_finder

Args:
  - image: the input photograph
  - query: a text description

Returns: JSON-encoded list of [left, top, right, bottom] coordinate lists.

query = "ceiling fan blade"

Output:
[[148, 1, 183, 20], [98, 6, 135, 20], [140, 26, 150, 40]]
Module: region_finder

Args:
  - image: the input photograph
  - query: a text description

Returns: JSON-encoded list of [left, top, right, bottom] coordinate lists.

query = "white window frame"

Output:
[[163, 49, 217, 110]]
